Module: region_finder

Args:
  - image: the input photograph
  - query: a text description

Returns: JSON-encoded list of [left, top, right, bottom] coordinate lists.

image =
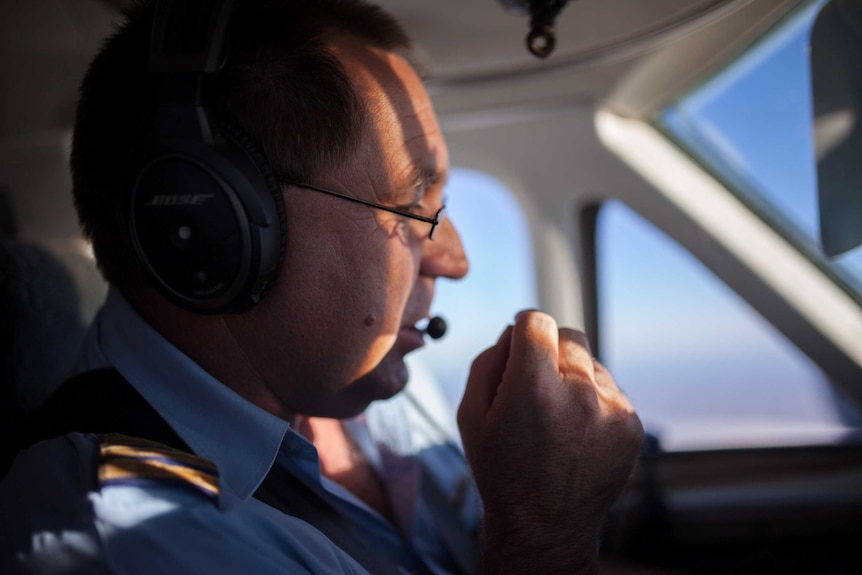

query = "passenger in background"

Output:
[[0, 1, 643, 574]]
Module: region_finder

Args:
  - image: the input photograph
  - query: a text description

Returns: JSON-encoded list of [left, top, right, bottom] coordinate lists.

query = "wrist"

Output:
[[480, 513, 601, 575]]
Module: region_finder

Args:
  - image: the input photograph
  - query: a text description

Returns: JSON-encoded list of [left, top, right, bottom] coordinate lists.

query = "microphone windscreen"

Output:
[[426, 316, 447, 339]]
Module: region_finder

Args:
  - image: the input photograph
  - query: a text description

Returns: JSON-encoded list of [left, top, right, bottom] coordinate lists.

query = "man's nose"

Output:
[[420, 218, 469, 279]]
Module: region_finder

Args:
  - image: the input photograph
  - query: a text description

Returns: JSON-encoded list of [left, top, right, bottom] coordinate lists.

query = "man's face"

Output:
[[226, 41, 468, 419]]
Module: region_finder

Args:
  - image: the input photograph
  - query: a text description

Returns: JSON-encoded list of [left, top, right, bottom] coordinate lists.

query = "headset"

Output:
[[124, 0, 286, 314]]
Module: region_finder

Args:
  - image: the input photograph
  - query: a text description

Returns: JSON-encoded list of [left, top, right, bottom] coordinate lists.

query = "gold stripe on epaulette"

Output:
[[98, 433, 220, 501]]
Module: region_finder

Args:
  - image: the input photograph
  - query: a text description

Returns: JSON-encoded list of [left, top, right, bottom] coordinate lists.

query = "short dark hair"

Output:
[[70, 0, 411, 289]]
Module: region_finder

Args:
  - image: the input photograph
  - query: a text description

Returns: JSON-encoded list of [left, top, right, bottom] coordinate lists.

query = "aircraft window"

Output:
[[407, 167, 538, 423], [597, 200, 862, 452], [659, 0, 862, 299]]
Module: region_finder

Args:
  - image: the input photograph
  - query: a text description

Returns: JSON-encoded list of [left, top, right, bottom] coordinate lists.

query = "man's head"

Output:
[[72, 0, 412, 292], [71, 0, 468, 418]]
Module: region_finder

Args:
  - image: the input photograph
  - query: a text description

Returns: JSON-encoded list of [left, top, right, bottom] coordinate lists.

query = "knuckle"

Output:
[[601, 395, 640, 425], [560, 363, 594, 385], [593, 359, 611, 376], [559, 350, 594, 378]]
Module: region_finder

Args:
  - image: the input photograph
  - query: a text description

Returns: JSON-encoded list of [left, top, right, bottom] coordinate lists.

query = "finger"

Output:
[[593, 360, 637, 413], [458, 325, 513, 437], [558, 328, 595, 381], [504, 310, 559, 391]]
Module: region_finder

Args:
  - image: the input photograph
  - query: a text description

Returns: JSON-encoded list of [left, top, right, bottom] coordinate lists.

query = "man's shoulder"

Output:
[[0, 433, 367, 575], [1, 432, 221, 535], [95, 433, 220, 501], [0, 432, 200, 573]]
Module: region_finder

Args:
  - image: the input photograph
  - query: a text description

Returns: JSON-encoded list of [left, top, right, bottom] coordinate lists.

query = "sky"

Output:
[[406, 0, 862, 451]]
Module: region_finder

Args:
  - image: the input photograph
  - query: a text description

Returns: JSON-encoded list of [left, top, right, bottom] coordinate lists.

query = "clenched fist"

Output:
[[458, 310, 644, 575]]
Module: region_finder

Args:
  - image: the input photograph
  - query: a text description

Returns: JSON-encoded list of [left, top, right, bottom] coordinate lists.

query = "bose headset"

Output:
[[124, 0, 286, 314]]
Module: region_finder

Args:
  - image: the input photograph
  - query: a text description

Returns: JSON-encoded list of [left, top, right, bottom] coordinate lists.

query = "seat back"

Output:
[[0, 239, 85, 433]]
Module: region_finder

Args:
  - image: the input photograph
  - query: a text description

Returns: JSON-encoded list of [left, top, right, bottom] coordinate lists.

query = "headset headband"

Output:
[[126, 0, 287, 314]]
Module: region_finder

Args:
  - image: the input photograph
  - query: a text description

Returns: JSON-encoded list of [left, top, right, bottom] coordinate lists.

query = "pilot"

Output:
[[0, 0, 644, 573]]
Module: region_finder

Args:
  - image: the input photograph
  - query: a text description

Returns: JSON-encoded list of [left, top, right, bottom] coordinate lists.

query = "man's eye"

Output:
[[398, 202, 425, 216]]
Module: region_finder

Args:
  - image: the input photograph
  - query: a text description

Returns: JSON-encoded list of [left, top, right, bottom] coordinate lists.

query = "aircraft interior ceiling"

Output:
[[1, 0, 800, 138]]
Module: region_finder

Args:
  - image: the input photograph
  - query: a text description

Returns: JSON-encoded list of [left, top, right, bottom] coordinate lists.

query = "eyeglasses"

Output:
[[280, 180, 446, 240]]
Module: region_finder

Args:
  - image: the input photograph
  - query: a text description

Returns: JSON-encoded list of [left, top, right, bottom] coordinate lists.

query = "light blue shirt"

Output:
[[0, 288, 479, 574]]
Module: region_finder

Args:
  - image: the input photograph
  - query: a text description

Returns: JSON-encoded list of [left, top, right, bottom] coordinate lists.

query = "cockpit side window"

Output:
[[597, 200, 862, 452]]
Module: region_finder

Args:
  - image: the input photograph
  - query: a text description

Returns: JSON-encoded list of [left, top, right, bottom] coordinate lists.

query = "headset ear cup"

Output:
[[217, 119, 287, 302], [127, 116, 287, 314]]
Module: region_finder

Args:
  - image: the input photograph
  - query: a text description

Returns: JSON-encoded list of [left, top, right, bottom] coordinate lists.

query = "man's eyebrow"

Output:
[[388, 164, 447, 204], [406, 164, 447, 191]]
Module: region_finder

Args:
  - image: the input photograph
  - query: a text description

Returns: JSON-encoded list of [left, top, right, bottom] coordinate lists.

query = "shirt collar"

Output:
[[76, 287, 289, 500]]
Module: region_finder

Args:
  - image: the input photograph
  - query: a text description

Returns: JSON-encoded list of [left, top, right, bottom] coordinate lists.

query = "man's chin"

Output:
[[296, 356, 409, 419], [350, 355, 410, 404]]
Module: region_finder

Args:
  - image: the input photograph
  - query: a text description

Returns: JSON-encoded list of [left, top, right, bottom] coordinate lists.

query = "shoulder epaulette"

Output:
[[98, 433, 220, 502]]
